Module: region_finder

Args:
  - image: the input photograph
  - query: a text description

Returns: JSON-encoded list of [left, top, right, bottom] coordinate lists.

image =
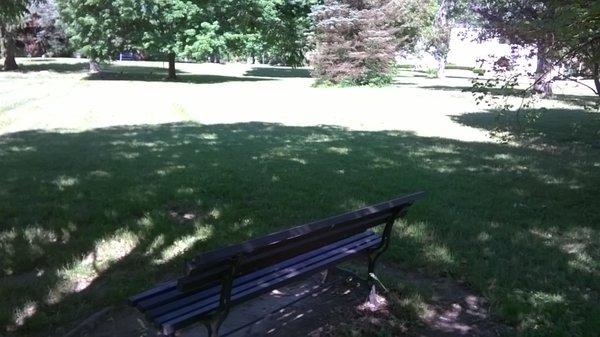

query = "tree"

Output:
[[190, 0, 315, 66], [470, 0, 565, 96], [385, 0, 436, 53], [471, 0, 600, 99], [18, 0, 68, 57], [260, 0, 317, 66], [425, 0, 452, 77], [554, 1, 600, 95], [56, 0, 144, 72], [223, 31, 265, 63], [310, 0, 398, 85], [55, 0, 326, 73], [0, 0, 28, 70], [139, 0, 205, 79]]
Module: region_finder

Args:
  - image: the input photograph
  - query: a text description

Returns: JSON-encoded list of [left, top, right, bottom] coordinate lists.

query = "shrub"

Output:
[[309, 0, 397, 86]]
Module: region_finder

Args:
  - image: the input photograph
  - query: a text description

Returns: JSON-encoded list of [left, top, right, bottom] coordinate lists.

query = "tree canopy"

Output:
[[55, 0, 145, 71], [470, 0, 600, 95], [54, 0, 318, 75]]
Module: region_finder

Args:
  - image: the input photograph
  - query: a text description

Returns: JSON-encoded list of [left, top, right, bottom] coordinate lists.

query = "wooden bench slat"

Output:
[[128, 280, 177, 306], [161, 232, 382, 335], [136, 230, 376, 312], [184, 192, 424, 276], [178, 212, 393, 291], [157, 233, 380, 326], [143, 230, 377, 317]]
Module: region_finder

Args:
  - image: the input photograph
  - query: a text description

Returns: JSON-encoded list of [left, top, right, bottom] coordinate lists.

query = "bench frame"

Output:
[[204, 209, 404, 337], [130, 192, 425, 337]]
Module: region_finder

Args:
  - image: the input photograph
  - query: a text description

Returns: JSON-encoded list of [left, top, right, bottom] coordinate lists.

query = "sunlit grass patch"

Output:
[[8, 300, 37, 332], [56, 230, 139, 294], [155, 225, 212, 264], [53, 176, 78, 190]]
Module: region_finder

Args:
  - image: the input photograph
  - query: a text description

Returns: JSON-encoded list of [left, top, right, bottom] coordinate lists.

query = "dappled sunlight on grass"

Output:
[[5, 145, 36, 153], [424, 245, 455, 267], [530, 227, 599, 276], [52, 175, 78, 191], [88, 170, 112, 178], [391, 221, 458, 273], [0, 121, 598, 336], [155, 226, 213, 265], [503, 289, 569, 331], [326, 146, 350, 155], [8, 301, 37, 332], [50, 230, 139, 302], [453, 108, 600, 148]]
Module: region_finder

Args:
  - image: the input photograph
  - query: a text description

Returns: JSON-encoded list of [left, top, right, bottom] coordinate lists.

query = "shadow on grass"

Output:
[[452, 108, 600, 147], [420, 84, 525, 96], [444, 74, 479, 80], [551, 93, 600, 108], [0, 120, 598, 337], [85, 64, 272, 84], [17, 61, 89, 73], [244, 67, 312, 78], [86, 72, 271, 84], [392, 81, 418, 86], [14, 60, 273, 84], [446, 65, 476, 71], [423, 85, 600, 108]]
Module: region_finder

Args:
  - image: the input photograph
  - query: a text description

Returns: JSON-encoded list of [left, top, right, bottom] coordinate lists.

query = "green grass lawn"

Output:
[[0, 59, 599, 337]]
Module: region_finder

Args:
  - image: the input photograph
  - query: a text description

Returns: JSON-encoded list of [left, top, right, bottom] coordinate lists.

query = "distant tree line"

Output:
[[1, 0, 318, 76], [56, 0, 318, 77], [1, 0, 598, 93]]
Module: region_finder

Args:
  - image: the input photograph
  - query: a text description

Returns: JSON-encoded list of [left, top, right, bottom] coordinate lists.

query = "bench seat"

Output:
[[129, 230, 382, 335]]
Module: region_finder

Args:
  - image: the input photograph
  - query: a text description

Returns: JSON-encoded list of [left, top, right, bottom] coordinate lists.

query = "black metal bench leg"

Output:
[[204, 316, 224, 337], [367, 208, 406, 287], [202, 255, 238, 337], [368, 251, 379, 276], [367, 250, 384, 286]]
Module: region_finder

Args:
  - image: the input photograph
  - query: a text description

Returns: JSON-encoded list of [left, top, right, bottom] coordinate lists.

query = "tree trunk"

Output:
[[593, 63, 600, 96], [533, 40, 554, 97], [1, 26, 19, 71], [89, 60, 102, 73], [436, 56, 446, 78], [433, 0, 450, 78], [167, 53, 176, 79]]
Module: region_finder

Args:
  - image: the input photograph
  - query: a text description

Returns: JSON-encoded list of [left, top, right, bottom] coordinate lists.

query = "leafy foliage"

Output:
[[259, 0, 317, 66], [0, 0, 28, 22], [55, 0, 319, 68], [55, 0, 144, 62], [386, 0, 437, 54], [471, 0, 600, 96], [139, 0, 219, 62]]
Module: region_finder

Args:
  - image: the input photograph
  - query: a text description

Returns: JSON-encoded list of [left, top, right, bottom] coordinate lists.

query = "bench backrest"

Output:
[[178, 191, 425, 291]]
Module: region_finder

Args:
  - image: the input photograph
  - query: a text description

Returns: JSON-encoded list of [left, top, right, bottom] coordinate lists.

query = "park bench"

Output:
[[117, 51, 138, 61], [128, 191, 425, 337]]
